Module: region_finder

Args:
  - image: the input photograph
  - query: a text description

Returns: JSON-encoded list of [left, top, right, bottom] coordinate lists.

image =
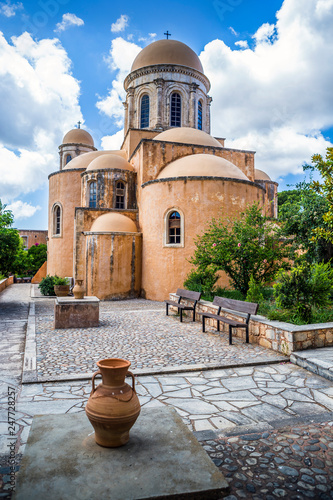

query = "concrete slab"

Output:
[[14, 407, 229, 500]]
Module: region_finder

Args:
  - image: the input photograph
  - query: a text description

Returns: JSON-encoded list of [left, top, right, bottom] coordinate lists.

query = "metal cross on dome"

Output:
[[77, 121, 81, 129], [164, 31, 171, 39]]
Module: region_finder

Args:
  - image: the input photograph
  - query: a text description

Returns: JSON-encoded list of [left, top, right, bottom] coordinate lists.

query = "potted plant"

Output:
[[53, 276, 70, 297]]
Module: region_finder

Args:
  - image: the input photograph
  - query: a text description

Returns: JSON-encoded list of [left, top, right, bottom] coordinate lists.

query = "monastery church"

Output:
[[47, 38, 277, 301]]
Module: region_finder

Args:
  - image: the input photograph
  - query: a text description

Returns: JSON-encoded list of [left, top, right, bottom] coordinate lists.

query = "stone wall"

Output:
[[0, 276, 14, 293], [168, 294, 333, 355]]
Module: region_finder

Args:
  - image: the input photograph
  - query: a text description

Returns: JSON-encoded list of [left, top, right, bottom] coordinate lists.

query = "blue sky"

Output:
[[0, 0, 332, 229]]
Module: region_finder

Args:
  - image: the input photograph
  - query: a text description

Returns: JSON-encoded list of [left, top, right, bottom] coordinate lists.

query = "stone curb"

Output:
[[291, 350, 333, 382], [22, 303, 38, 384], [194, 410, 333, 442]]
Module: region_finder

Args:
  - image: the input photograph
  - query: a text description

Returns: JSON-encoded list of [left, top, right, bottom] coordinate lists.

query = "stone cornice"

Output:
[[124, 64, 210, 92]]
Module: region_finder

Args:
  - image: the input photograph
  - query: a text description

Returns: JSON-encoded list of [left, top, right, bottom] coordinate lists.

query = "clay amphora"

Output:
[[85, 358, 141, 447], [73, 279, 85, 299]]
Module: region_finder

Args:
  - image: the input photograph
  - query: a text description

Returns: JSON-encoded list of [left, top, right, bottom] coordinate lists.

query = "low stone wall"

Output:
[[168, 294, 333, 356], [0, 276, 14, 293]]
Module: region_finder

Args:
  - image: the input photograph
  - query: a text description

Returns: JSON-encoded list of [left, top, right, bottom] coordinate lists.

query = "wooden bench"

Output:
[[199, 297, 258, 345], [165, 289, 201, 322]]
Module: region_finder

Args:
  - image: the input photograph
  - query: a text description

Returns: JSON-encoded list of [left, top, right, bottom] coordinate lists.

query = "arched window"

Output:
[[53, 204, 62, 236], [168, 211, 181, 244], [89, 181, 97, 208], [140, 95, 150, 128], [115, 181, 125, 209], [198, 100, 203, 130], [170, 93, 181, 127], [65, 154, 72, 164]]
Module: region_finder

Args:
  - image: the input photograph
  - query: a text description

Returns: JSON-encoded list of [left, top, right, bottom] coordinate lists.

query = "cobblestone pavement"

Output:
[[35, 298, 286, 381], [1, 285, 333, 499]]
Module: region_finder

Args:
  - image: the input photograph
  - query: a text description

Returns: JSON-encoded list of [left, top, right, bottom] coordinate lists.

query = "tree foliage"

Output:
[[278, 182, 333, 263], [187, 203, 290, 296], [304, 147, 333, 243], [0, 201, 21, 277]]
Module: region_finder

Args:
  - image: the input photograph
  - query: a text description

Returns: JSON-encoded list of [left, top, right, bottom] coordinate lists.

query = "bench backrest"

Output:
[[176, 288, 201, 302], [213, 296, 258, 316]]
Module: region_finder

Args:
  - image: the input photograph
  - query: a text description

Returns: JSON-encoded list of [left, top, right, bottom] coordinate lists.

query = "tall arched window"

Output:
[[140, 95, 150, 128], [89, 181, 97, 208], [198, 100, 203, 130], [65, 154, 72, 164], [53, 204, 62, 236], [115, 181, 125, 209], [168, 211, 181, 244], [170, 93, 181, 127]]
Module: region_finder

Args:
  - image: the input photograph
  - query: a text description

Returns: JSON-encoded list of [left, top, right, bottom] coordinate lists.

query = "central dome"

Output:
[[153, 127, 222, 148], [131, 39, 204, 73]]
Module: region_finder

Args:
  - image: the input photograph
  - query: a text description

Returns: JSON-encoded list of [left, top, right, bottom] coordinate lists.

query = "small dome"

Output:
[[86, 154, 133, 171], [255, 169, 271, 181], [90, 213, 137, 233], [131, 39, 204, 73], [62, 129, 94, 147], [157, 154, 249, 180], [63, 150, 128, 170], [153, 127, 222, 148]]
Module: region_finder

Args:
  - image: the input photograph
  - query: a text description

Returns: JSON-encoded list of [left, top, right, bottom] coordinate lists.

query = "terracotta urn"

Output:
[[85, 358, 141, 447], [54, 285, 70, 297], [73, 279, 85, 299]]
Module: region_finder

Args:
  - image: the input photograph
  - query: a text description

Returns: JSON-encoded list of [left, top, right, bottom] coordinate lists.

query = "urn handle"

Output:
[[127, 371, 136, 393], [91, 370, 102, 394]]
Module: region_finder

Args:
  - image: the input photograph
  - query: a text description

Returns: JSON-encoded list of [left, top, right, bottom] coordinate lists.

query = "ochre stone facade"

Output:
[[47, 39, 278, 301]]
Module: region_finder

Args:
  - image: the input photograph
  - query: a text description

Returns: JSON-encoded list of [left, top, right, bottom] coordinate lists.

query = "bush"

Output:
[[38, 275, 57, 296], [214, 287, 245, 301], [246, 275, 264, 304], [53, 276, 69, 286], [273, 262, 333, 323], [184, 267, 218, 301]]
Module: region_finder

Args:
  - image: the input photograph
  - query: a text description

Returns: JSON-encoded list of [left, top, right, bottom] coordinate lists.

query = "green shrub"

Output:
[[38, 275, 57, 296], [214, 287, 245, 301], [53, 276, 70, 286], [184, 267, 218, 301], [273, 262, 333, 323], [246, 275, 264, 304]]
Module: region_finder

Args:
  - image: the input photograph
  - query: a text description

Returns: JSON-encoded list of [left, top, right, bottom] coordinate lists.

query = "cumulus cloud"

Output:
[[7, 200, 41, 220], [101, 129, 124, 150], [235, 40, 249, 49], [111, 14, 129, 33], [96, 37, 141, 126], [0, 31, 83, 204], [55, 13, 84, 33], [0, 1, 22, 17], [199, 0, 333, 180]]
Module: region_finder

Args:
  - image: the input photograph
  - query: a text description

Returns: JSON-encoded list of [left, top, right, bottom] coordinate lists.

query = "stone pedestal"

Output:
[[14, 408, 228, 500], [54, 296, 99, 329]]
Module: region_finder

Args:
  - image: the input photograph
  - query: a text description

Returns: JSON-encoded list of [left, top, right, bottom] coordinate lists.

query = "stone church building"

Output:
[[47, 39, 277, 301]]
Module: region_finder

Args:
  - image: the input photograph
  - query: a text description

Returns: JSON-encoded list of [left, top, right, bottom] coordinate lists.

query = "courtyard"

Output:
[[1, 284, 333, 499]]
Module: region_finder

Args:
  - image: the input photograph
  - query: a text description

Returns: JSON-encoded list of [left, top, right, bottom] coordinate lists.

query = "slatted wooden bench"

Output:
[[165, 289, 201, 322], [199, 297, 258, 345]]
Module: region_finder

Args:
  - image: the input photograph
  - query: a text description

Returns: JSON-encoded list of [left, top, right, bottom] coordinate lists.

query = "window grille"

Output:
[[89, 181, 97, 208], [198, 100, 203, 130], [170, 93, 181, 127], [168, 211, 181, 244], [115, 181, 125, 209], [140, 95, 150, 128]]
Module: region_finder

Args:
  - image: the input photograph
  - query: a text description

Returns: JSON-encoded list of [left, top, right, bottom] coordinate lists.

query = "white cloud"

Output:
[[229, 27, 238, 36], [235, 40, 249, 49], [0, 1, 22, 17], [7, 200, 41, 220], [199, 0, 333, 180], [111, 14, 129, 33], [55, 13, 84, 33], [138, 33, 157, 42], [101, 129, 124, 150], [96, 37, 142, 126], [0, 31, 83, 202]]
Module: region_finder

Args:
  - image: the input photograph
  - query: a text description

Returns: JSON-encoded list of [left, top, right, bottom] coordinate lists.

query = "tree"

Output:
[[187, 203, 290, 296], [28, 244, 47, 274], [304, 147, 333, 243], [0, 201, 21, 277], [278, 182, 333, 263]]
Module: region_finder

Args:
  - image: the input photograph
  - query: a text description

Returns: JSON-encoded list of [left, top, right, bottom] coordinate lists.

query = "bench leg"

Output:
[[229, 325, 233, 345], [217, 320, 220, 332], [166, 303, 169, 316], [246, 326, 249, 343], [202, 316, 205, 332], [180, 309, 183, 322], [193, 309, 195, 322]]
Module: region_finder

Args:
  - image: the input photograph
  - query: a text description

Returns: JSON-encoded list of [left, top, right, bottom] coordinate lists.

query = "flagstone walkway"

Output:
[[1, 284, 333, 500]]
